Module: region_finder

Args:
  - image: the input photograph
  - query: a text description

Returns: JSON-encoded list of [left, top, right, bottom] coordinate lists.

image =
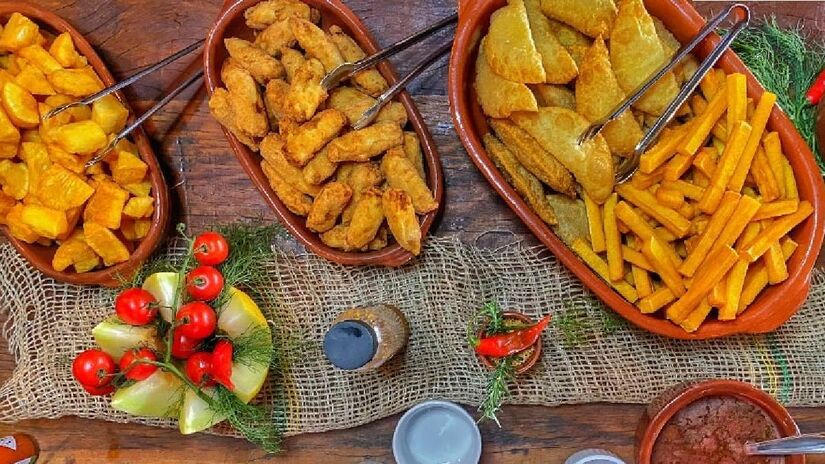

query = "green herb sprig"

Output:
[[478, 357, 515, 427]]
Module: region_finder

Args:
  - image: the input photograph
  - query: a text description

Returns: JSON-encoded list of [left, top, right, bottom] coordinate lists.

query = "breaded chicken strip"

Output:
[[280, 47, 305, 82], [338, 162, 384, 223], [402, 131, 426, 179], [381, 148, 438, 214], [327, 122, 403, 162], [283, 58, 327, 122], [346, 187, 384, 248], [245, 0, 311, 29], [254, 20, 295, 56], [328, 25, 388, 97], [303, 147, 338, 185], [264, 78, 289, 127], [260, 134, 320, 196], [221, 60, 268, 138], [208, 88, 258, 151], [290, 18, 344, 72], [224, 38, 284, 84], [261, 160, 312, 216], [383, 188, 421, 255], [328, 86, 407, 127], [285, 109, 347, 166], [306, 181, 352, 232]]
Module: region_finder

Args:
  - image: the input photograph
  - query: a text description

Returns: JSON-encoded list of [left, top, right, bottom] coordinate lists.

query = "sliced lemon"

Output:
[[111, 370, 184, 418], [92, 317, 161, 362]]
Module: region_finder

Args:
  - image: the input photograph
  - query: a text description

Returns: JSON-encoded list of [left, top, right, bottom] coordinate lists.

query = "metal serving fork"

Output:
[[576, 3, 751, 184], [321, 12, 457, 130], [746, 433, 825, 456]]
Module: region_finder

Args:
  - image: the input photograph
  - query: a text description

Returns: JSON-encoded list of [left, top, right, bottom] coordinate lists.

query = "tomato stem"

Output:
[[164, 236, 197, 364]]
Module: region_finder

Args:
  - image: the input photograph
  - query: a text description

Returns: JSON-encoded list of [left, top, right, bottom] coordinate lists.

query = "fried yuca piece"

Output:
[[260, 134, 321, 196], [285, 109, 347, 167], [339, 162, 384, 223], [255, 20, 296, 56], [576, 37, 643, 156], [383, 188, 422, 255], [244, 0, 312, 29], [610, 0, 678, 116], [511, 107, 614, 202], [290, 18, 344, 73], [224, 38, 285, 84], [280, 47, 305, 82], [307, 182, 353, 233], [381, 147, 438, 214], [327, 122, 403, 162], [488, 118, 575, 196], [221, 61, 269, 138], [264, 78, 289, 127], [328, 25, 388, 97], [402, 132, 426, 179], [261, 160, 312, 216], [540, 0, 617, 38], [530, 84, 575, 109], [208, 88, 258, 150], [347, 187, 384, 248], [484, 0, 546, 83], [474, 41, 537, 118], [283, 58, 327, 123], [483, 133, 557, 225], [328, 86, 407, 127], [523, 0, 577, 84], [547, 18, 592, 66], [302, 148, 338, 185]]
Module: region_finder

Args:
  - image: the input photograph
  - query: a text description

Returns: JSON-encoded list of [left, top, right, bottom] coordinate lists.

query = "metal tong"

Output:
[[746, 433, 825, 456], [44, 39, 206, 168], [321, 12, 458, 130], [577, 3, 751, 184]]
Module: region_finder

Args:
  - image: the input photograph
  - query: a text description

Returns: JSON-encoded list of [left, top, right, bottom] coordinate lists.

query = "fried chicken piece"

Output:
[[254, 20, 295, 56], [244, 0, 311, 29], [221, 60, 268, 138], [260, 133, 320, 196], [285, 109, 347, 166], [368, 226, 388, 251], [346, 187, 385, 248], [302, 147, 338, 185], [402, 132, 426, 179], [224, 38, 284, 84], [208, 88, 258, 151], [328, 25, 388, 97], [290, 18, 344, 73], [339, 162, 384, 223], [306, 181, 353, 233], [264, 78, 289, 127], [381, 148, 438, 214], [261, 160, 312, 216], [283, 58, 327, 122], [321, 224, 355, 251], [382, 188, 422, 256], [327, 122, 403, 162], [280, 47, 305, 83], [327, 86, 407, 127]]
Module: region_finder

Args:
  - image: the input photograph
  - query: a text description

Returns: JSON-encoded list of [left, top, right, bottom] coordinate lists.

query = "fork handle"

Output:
[[746, 433, 825, 455]]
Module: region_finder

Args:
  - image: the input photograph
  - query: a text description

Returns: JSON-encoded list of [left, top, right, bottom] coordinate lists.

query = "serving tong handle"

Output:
[[576, 4, 751, 183], [746, 433, 825, 455]]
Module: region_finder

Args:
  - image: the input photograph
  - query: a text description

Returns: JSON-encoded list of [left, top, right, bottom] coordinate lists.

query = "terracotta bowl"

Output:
[[477, 311, 541, 375], [203, 0, 444, 267], [636, 380, 802, 463], [448, 0, 825, 339], [0, 2, 169, 287]]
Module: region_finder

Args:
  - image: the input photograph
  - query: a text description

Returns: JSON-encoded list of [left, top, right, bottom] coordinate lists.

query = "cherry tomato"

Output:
[[185, 352, 215, 387], [176, 302, 217, 339], [115, 288, 158, 326], [171, 329, 200, 359], [210, 339, 235, 390], [118, 348, 158, 381], [82, 383, 115, 396], [193, 231, 229, 266], [72, 349, 116, 388], [186, 266, 224, 301]]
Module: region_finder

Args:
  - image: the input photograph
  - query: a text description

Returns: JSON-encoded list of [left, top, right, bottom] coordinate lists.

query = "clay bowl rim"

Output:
[[476, 311, 542, 375], [202, 0, 445, 268], [0, 1, 170, 288], [448, 0, 825, 339]]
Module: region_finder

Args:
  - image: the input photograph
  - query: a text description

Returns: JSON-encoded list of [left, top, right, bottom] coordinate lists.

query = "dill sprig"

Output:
[[731, 17, 825, 171], [478, 356, 515, 427], [212, 223, 282, 311], [226, 325, 275, 371], [215, 387, 282, 453]]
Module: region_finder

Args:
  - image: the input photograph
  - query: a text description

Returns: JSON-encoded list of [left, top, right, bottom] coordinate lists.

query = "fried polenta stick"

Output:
[[381, 148, 438, 214], [208, 88, 257, 151], [328, 25, 388, 97], [280, 47, 305, 82], [254, 20, 295, 56], [244, 0, 312, 29], [283, 58, 327, 122], [346, 187, 384, 248], [285, 108, 347, 166], [307, 182, 352, 233], [221, 60, 268, 138], [383, 188, 422, 255], [402, 132, 426, 180], [339, 162, 383, 223], [290, 18, 344, 72], [328, 86, 407, 127], [260, 133, 320, 196], [302, 147, 338, 185], [264, 78, 289, 126], [327, 122, 403, 162], [224, 38, 284, 84], [261, 160, 312, 216]]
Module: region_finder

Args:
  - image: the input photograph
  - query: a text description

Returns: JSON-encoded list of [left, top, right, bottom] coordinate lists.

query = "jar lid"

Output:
[[564, 449, 626, 464], [323, 320, 377, 370]]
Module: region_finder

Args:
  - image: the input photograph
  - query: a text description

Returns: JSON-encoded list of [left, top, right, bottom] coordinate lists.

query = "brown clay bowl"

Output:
[[477, 311, 542, 375], [449, 0, 825, 339], [203, 0, 444, 267], [636, 380, 802, 463], [0, 2, 169, 287]]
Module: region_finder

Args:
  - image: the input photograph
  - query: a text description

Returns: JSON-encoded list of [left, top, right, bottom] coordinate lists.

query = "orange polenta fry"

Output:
[[741, 201, 812, 262], [679, 298, 713, 333], [728, 91, 777, 192], [631, 166, 666, 190], [692, 147, 718, 178], [739, 238, 798, 314], [622, 245, 653, 271], [637, 287, 676, 314], [726, 73, 747, 131], [603, 193, 623, 282], [663, 152, 694, 181], [584, 191, 606, 253], [678, 86, 727, 157], [571, 238, 639, 303], [642, 236, 686, 297], [708, 278, 726, 307], [750, 146, 780, 202], [783, 156, 798, 200], [640, 125, 688, 174], [762, 132, 785, 198], [679, 191, 740, 277], [697, 121, 752, 214], [616, 183, 691, 238], [615, 201, 683, 267], [719, 259, 748, 320], [764, 240, 788, 284], [708, 194, 761, 256], [655, 187, 684, 210], [752, 199, 799, 221], [667, 245, 739, 324], [662, 179, 705, 201], [632, 265, 652, 298]]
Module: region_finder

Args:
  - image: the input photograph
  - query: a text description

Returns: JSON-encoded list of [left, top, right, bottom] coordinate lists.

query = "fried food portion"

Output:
[[610, 0, 678, 115], [264, 78, 289, 127], [306, 181, 352, 232], [254, 20, 295, 56], [328, 25, 388, 97], [483, 133, 557, 225], [261, 160, 312, 216], [327, 122, 403, 162], [474, 41, 538, 118], [488, 118, 575, 196], [209, 88, 258, 150], [338, 162, 384, 223], [289, 18, 344, 72], [576, 36, 643, 155], [346, 187, 384, 248], [547, 18, 592, 66], [244, 0, 312, 29], [511, 107, 614, 202], [530, 84, 575, 109], [280, 47, 306, 82], [224, 38, 284, 84], [381, 148, 438, 214], [402, 132, 426, 179], [524, 0, 577, 84], [383, 188, 422, 255], [221, 60, 269, 138], [328, 86, 407, 127], [302, 147, 338, 185], [260, 133, 321, 196], [483, 0, 546, 83], [283, 58, 327, 122], [540, 0, 617, 38], [285, 109, 347, 166]]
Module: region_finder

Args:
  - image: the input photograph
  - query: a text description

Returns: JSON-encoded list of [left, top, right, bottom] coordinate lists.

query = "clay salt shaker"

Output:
[[323, 304, 410, 371]]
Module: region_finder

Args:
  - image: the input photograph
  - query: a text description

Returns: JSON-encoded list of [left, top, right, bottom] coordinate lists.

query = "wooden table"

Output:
[[1, 1, 823, 462]]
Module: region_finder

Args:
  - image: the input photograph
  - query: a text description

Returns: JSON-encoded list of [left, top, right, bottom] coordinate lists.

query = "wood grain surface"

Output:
[[0, 1, 824, 462]]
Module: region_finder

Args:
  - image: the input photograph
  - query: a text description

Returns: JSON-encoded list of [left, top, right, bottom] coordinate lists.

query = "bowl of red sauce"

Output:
[[637, 380, 802, 464]]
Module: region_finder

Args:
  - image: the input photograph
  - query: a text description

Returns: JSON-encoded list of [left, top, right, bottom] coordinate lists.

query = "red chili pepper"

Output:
[[806, 68, 825, 105], [474, 315, 551, 358]]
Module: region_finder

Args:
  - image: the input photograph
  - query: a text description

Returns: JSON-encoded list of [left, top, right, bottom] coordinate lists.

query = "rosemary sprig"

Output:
[[478, 356, 515, 427], [466, 301, 506, 348]]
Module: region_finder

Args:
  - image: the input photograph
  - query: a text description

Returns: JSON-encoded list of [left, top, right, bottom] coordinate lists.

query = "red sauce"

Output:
[[652, 396, 784, 464]]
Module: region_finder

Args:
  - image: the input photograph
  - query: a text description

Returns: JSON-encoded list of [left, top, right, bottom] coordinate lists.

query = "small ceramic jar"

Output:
[[323, 304, 410, 371]]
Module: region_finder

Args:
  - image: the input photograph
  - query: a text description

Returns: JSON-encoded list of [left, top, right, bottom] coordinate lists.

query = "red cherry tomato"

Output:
[[171, 329, 200, 359], [210, 339, 235, 391], [193, 231, 229, 266], [185, 352, 215, 387], [186, 266, 225, 301], [72, 349, 116, 388], [176, 302, 217, 339], [118, 348, 158, 381], [82, 383, 115, 396], [115, 288, 158, 326]]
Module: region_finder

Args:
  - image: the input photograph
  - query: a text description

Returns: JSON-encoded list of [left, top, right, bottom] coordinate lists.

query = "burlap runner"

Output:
[[1, 237, 824, 436]]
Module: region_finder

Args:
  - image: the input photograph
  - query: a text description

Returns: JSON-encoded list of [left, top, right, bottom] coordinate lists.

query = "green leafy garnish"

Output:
[[478, 356, 515, 427], [215, 386, 283, 453], [466, 301, 506, 348]]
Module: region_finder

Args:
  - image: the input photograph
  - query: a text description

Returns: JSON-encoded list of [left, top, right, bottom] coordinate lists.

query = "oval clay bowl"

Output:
[[477, 311, 541, 375], [204, 0, 444, 267], [0, 2, 169, 287], [636, 380, 802, 463], [449, 0, 825, 339]]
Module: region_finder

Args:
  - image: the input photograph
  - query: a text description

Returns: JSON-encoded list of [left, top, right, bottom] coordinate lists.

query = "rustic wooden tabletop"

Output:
[[0, 1, 824, 462]]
